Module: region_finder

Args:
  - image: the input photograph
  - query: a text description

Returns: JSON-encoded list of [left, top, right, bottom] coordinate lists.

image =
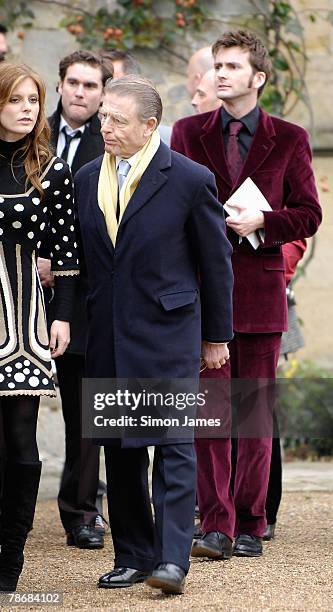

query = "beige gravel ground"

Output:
[[2, 491, 332, 612]]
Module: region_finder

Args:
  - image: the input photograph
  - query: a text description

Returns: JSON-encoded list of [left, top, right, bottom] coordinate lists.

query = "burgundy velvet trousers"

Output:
[[195, 332, 281, 538]]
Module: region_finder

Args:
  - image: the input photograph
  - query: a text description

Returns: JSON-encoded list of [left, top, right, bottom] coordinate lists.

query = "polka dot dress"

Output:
[[0, 156, 79, 396]]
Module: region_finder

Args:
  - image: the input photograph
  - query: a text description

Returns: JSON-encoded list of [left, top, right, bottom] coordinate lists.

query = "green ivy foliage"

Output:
[[1, 0, 333, 118], [278, 360, 333, 457], [60, 0, 207, 50]]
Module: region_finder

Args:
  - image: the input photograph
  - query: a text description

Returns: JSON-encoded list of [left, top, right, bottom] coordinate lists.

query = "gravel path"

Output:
[[5, 491, 333, 611]]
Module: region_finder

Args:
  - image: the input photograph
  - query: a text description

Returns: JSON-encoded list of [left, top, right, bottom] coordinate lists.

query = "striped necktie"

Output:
[[226, 121, 243, 183], [116, 160, 131, 220]]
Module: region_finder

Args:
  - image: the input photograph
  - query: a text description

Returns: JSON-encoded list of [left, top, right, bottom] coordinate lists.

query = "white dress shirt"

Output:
[[56, 116, 86, 168]]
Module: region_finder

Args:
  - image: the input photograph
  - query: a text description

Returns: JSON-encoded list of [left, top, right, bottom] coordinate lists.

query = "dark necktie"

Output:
[[226, 121, 243, 183], [60, 127, 82, 162]]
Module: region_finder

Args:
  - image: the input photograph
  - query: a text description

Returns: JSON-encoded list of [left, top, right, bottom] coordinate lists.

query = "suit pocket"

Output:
[[159, 290, 198, 311], [263, 255, 285, 271]]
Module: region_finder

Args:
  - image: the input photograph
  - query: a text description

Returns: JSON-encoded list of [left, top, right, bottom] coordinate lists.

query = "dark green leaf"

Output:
[[274, 55, 289, 71]]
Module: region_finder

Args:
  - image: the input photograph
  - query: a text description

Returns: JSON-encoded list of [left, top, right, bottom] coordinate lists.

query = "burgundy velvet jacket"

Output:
[[171, 108, 322, 333]]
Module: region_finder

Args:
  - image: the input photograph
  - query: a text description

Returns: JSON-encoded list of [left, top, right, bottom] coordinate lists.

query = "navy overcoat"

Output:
[[75, 142, 233, 444]]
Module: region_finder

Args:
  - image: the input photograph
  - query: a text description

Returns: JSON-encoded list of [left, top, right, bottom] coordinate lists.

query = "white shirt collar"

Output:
[[59, 115, 86, 136], [116, 150, 140, 170]]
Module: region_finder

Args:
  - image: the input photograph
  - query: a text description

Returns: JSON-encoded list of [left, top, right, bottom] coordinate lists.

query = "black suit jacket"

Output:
[[46, 102, 105, 354], [48, 102, 105, 176]]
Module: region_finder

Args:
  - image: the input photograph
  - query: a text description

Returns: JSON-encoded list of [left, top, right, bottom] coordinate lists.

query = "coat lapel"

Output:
[[48, 106, 61, 153], [200, 109, 232, 189], [88, 167, 115, 257], [120, 142, 170, 228], [199, 107, 277, 193], [235, 109, 276, 187], [72, 114, 104, 175], [87, 142, 171, 254]]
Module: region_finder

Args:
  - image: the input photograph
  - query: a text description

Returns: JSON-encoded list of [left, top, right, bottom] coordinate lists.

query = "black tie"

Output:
[[60, 127, 82, 162]]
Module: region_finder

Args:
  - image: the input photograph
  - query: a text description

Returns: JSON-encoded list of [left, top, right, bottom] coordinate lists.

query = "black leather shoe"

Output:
[[233, 534, 263, 557], [98, 567, 149, 588], [146, 563, 185, 595], [263, 523, 276, 541], [191, 531, 233, 559], [66, 525, 104, 549], [193, 523, 202, 540]]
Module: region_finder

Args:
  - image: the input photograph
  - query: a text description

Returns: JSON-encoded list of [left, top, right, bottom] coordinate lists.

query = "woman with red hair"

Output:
[[0, 62, 79, 591]]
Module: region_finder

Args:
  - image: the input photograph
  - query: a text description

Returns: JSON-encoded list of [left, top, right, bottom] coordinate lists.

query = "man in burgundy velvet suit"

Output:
[[171, 30, 322, 558]]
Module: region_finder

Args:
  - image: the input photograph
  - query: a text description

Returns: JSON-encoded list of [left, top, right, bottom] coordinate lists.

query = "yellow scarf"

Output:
[[98, 130, 161, 247]]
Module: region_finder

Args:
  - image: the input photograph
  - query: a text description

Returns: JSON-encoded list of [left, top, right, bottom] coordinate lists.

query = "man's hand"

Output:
[[37, 257, 54, 288], [49, 320, 70, 359], [226, 204, 264, 237], [201, 341, 229, 369]]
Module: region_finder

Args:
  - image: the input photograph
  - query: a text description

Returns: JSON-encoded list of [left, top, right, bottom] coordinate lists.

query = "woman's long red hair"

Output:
[[0, 62, 53, 197]]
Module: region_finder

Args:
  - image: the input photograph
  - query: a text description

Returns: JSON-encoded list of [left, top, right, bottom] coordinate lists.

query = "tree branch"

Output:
[[33, 0, 92, 17]]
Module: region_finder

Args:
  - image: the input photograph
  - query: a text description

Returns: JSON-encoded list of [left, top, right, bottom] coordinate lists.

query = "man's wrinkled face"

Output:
[[99, 91, 156, 158], [191, 69, 221, 114], [58, 62, 103, 129], [214, 46, 265, 103]]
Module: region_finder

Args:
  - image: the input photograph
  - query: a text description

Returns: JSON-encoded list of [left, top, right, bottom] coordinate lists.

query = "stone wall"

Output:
[[4, 0, 333, 367], [5, 0, 333, 143], [296, 156, 332, 368]]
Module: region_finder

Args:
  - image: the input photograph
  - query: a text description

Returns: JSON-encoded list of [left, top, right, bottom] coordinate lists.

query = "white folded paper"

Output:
[[223, 177, 272, 249]]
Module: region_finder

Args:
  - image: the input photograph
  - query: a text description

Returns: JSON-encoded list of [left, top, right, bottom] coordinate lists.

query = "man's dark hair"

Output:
[[99, 49, 141, 75], [212, 30, 272, 97], [58, 49, 113, 86]]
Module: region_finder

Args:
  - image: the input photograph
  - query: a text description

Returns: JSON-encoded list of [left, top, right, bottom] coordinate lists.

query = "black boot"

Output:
[[0, 461, 42, 592]]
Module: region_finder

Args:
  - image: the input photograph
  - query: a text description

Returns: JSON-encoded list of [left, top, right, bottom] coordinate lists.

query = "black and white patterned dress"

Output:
[[0, 138, 79, 396]]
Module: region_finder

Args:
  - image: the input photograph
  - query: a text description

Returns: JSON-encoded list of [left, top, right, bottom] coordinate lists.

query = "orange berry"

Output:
[[67, 24, 84, 35]]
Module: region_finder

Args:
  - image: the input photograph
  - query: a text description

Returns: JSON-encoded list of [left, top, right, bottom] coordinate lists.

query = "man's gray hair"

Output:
[[104, 75, 162, 126]]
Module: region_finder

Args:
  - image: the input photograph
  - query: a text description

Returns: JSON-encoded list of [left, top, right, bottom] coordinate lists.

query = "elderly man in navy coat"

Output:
[[75, 75, 233, 595]]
